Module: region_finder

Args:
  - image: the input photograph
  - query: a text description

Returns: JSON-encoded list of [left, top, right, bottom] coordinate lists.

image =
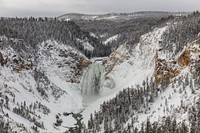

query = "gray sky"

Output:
[[0, 0, 200, 17]]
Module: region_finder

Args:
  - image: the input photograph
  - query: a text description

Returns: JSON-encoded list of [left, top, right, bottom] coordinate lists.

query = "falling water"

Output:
[[80, 61, 104, 104]]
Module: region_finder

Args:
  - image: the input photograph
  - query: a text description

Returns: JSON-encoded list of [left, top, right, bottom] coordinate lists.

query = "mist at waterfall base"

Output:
[[80, 62, 105, 105]]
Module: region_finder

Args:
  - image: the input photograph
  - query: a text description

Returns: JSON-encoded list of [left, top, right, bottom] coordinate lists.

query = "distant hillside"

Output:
[[58, 11, 189, 21], [0, 18, 111, 58]]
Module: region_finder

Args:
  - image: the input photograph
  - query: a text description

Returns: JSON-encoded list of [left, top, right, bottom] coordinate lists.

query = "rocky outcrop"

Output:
[[13, 58, 30, 73], [178, 49, 191, 67], [154, 57, 180, 85], [14, 64, 30, 73], [78, 59, 92, 69], [104, 44, 129, 75]]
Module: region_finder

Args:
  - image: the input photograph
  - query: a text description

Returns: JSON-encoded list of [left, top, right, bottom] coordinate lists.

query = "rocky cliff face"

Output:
[[104, 44, 129, 76], [154, 39, 200, 85]]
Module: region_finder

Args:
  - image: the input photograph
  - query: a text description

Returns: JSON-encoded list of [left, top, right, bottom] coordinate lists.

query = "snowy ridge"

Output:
[[58, 12, 184, 21]]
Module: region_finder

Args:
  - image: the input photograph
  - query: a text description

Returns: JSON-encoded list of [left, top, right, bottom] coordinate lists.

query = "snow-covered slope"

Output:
[[0, 38, 90, 132]]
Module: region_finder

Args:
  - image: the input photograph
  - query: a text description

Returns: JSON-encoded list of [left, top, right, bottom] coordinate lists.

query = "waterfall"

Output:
[[80, 62, 104, 97]]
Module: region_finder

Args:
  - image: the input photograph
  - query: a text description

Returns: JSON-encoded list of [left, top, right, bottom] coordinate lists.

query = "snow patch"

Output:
[[103, 34, 120, 45]]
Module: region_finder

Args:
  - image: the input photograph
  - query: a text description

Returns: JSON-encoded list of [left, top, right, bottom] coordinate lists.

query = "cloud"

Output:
[[0, 0, 200, 17]]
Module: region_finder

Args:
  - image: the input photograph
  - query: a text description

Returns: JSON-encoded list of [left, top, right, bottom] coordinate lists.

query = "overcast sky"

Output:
[[0, 0, 200, 17]]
